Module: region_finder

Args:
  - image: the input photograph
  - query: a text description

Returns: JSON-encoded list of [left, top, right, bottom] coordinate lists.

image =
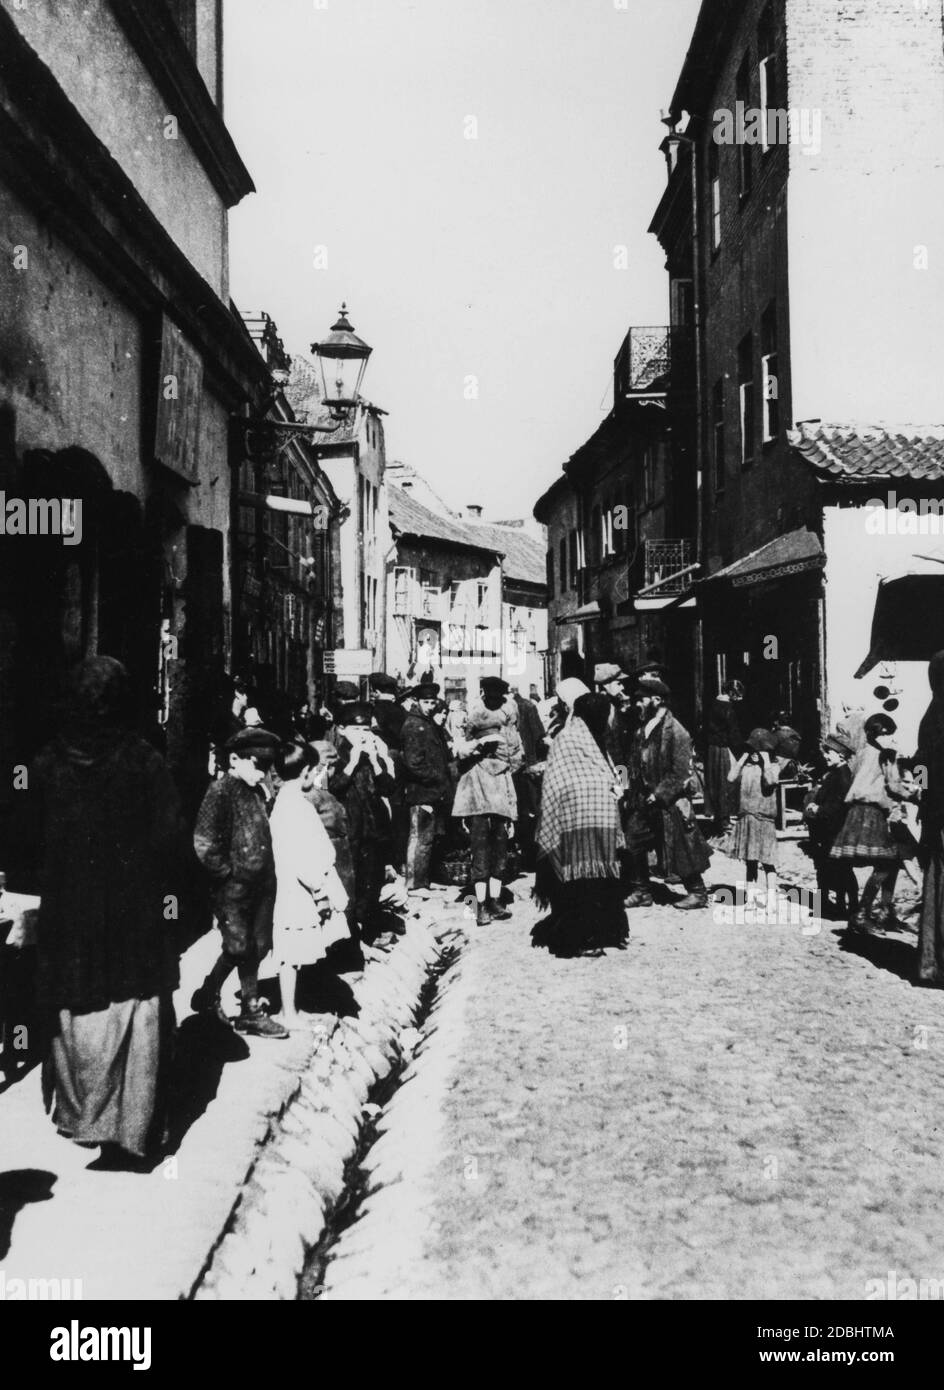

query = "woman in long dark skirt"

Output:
[[533, 693, 627, 957], [703, 679, 745, 832], [30, 656, 186, 1166]]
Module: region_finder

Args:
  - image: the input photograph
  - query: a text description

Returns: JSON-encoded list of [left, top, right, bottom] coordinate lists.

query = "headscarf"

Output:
[[59, 655, 131, 762], [555, 678, 591, 711], [536, 707, 624, 884], [573, 692, 613, 757]]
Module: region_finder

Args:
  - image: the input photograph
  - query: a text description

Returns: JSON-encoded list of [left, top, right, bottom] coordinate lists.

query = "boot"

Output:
[[475, 901, 491, 927], [674, 890, 708, 911], [234, 1000, 289, 1039], [624, 889, 654, 908], [487, 899, 512, 921], [190, 984, 232, 1028]]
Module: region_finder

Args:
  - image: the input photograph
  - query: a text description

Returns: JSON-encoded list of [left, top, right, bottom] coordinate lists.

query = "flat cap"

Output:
[[746, 727, 778, 753], [225, 726, 282, 757], [412, 681, 440, 700], [594, 662, 626, 685], [369, 672, 398, 693], [334, 681, 360, 701], [480, 676, 510, 695]]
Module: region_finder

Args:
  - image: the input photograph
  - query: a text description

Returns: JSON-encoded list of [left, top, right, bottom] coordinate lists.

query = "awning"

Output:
[[854, 550, 944, 675], [701, 528, 825, 588], [556, 601, 600, 626]]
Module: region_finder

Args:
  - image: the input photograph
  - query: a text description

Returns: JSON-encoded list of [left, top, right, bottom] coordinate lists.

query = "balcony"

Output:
[[614, 326, 694, 401], [636, 539, 697, 611]]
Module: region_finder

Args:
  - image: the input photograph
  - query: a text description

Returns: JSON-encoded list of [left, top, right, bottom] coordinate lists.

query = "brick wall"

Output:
[[786, 0, 944, 423]]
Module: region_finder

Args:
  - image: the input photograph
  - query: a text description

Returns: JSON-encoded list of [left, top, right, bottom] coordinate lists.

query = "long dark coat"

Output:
[[400, 711, 453, 806], [625, 709, 711, 880], [331, 745, 396, 928], [30, 733, 186, 1020]]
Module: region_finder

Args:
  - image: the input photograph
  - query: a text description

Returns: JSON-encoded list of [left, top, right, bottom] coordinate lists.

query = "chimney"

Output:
[[400, 480, 413, 492], [465, 504, 483, 520]]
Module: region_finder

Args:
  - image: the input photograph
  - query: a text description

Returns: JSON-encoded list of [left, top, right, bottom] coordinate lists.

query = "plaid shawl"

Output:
[[536, 714, 625, 882]]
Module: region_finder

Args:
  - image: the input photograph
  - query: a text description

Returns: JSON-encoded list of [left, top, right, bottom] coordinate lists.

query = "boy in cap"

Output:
[[401, 682, 452, 892], [192, 727, 288, 1037], [805, 731, 858, 918]]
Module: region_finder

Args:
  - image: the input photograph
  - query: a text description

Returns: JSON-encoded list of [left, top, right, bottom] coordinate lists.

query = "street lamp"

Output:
[[312, 303, 372, 419]]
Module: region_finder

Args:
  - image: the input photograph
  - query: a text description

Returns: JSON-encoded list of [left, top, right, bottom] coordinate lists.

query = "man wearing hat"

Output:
[[623, 678, 711, 910], [192, 727, 288, 1037], [594, 661, 630, 766], [400, 681, 452, 892]]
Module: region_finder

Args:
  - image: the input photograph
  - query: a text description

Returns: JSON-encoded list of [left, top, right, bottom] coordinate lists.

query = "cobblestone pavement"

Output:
[[322, 846, 944, 1301]]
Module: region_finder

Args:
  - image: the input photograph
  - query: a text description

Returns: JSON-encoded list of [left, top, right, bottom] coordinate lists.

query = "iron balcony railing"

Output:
[[614, 326, 695, 397], [643, 539, 693, 594]]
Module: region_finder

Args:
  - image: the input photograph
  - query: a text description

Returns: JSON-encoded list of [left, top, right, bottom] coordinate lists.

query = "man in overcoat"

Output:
[[400, 681, 453, 891], [623, 678, 711, 910]]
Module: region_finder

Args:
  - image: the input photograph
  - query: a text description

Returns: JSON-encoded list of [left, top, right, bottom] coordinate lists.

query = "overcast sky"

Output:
[[226, 0, 702, 519]]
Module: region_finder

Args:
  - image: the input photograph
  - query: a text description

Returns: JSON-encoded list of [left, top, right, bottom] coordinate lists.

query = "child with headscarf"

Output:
[[452, 678, 524, 925]]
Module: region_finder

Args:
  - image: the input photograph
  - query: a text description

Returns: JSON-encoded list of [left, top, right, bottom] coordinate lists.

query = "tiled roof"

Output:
[[789, 422, 944, 483], [388, 485, 500, 556], [284, 355, 359, 443], [468, 520, 546, 586]]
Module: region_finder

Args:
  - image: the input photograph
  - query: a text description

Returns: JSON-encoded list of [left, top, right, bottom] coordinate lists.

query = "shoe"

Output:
[[475, 902, 491, 927], [487, 901, 512, 921], [674, 892, 708, 911], [624, 890, 654, 909], [852, 906, 877, 933], [190, 985, 232, 1027], [234, 1004, 289, 1039]]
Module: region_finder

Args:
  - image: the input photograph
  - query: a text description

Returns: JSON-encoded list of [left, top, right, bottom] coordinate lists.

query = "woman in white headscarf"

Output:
[[546, 678, 591, 741]]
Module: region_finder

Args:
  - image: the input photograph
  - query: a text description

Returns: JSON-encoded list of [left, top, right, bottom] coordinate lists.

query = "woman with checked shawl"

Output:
[[532, 692, 628, 957]]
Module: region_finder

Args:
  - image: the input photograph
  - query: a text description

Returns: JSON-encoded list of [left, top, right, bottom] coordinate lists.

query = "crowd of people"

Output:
[[10, 647, 944, 1169]]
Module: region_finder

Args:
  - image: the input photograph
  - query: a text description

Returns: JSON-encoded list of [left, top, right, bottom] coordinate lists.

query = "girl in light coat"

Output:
[[452, 683, 525, 924], [270, 744, 349, 1029]]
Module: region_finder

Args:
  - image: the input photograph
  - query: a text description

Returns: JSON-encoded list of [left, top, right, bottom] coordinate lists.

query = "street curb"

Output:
[[189, 908, 466, 1300]]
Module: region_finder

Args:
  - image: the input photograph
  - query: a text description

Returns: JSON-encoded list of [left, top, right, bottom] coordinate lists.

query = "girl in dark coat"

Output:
[[30, 656, 186, 1163], [332, 705, 397, 939]]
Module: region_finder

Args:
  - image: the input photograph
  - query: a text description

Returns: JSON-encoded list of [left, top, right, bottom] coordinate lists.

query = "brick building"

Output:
[[652, 0, 944, 750], [534, 324, 698, 725]]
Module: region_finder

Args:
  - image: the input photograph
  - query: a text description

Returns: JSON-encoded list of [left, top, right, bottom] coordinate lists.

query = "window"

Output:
[[476, 580, 488, 613], [761, 302, 780, 443], [712, 378, 726, 492], [738, 333, 755, 466], [708, 139, 721, 251], [613, 495, 627, 555], [569, 529, 578, 589], [449, 579, 462, 609], [590, 505, 602, 566], [758, 5, 780, 155], [671, 278, 694, 328], [420, 568, 437, 616], [393, 566, 414, 616], [546, 550, 555, 596], [601, 502, 614, 559], [736, 54, 753, 199], [558, 537, 567, 594]]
